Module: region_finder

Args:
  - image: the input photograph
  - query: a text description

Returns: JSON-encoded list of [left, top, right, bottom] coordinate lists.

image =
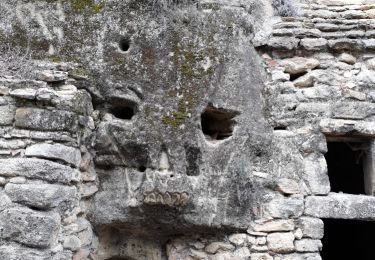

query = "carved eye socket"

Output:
[[110, 105, 135, 120], [201, 104, 239, 141], [119, 37, 131, 52]]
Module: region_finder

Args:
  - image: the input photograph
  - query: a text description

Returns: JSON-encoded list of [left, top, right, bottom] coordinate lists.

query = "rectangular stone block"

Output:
[[0, 105, 15, 126], [320, 119, 375, 137], [302, 153, 330, 195], [25, 143, 81, 167], [0, 158, 80, 184], [5, 183, 77, 209], [0, 207, 60, 248], [332, 102, 375, 120], [0, 243, 51, 260], [305, 193, 375, 219], [15, 108, 77, 132]]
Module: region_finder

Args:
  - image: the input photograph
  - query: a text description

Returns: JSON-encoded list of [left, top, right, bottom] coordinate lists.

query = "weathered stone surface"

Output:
[[302, 153, 330, 195], [15, 108, 77, 132], [295, 239, 322, 252], [267, 232, 295, 253], [297, 217, 324, 239], [280, 57, 320, 75], [9, 88, 37, 99], [252, 220, 295, 232], [0, 244, 51, 260], [252, 253, 274, 260], [276, 178, 301, 194], [25, 143, 81, 167], [63, 235, 81, 251], [338, 53, 356, 64], [205, 242, 235, 254], [5, 183, 77, 209], [0, 105, 15, 126], [38, 70, 68, 82], [320, 119, 375, 137], [265, 195, 304, 218], [0, 158, 80, 184], [305, 193, 375, 219], [0, 207, 60, 248]]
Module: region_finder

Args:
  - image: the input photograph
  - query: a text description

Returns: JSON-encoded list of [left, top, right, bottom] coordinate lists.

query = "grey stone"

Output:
[[63, 235, 81, 251], [25, 143, 81, 167], [338, 53, 356, 65], [265, 195, 304, 218], [295, 239, 322, 252], [328, 39, 363, 50], [5, 183, 77, 209], [15, 108, 77, 132], [0, 158, 80, 184], [305, 193, 375, 219], [251, 253, 274, 260], [0, 244, 51, 260], [38, 70, 68, 82], [9, 88, 37, 99], [205, 242, 235, 254], [0, 207, 60, 248], [267, 232, 295, 253], [332, 102, 375, 120], [302, 153, 330, 195], [252, 220, 295, 232], [297, 217, 324, 239], [280, 57, 320, 75], [276, 178, 301, 194], [268, 37, 300, 50], [300, 38, 328, 50], [0, 105, 15, 126]]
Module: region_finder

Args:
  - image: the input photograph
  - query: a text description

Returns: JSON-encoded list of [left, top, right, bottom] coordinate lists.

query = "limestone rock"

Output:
[[0, 243, 51, 260], [295, 239, 322, 252], [280, 57, 320, 75], [9, 88, 37, 99], [0, 158, 80, 184], [252, 220, 295, 232], [38, 70, 68, 82], [305, 193, 375, 219], [63, 235, 81, 251], [338, 53, 356, 65], [302, 153, 330, 195], [267, 232, 295, 253], [0, 207, 60, 248], [25, 143, 81, 167], [276, 178, 300, 194], [297, 217, 324, 239], [205, 242, 235, 254], [15, 108, 77, 132], [265, 195, 304, 218], [5, 183, 77, 209]]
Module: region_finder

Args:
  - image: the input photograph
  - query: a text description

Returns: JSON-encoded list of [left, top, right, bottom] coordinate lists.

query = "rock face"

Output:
[[0, 0, 374, 259]]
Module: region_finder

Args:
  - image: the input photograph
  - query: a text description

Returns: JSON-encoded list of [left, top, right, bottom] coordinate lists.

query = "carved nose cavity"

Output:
[[158, 150, 170, 172]]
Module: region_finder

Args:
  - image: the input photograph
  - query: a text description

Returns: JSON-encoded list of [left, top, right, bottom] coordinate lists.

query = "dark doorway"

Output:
[[325, 142, 365, 194], [322, 219, 375, 260]]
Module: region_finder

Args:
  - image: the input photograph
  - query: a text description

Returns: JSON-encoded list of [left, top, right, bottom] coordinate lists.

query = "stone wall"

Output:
[[0, 0, 374, 259]]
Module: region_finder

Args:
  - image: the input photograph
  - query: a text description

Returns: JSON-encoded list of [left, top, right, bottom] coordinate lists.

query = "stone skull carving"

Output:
[[87, 1, 273, 247]]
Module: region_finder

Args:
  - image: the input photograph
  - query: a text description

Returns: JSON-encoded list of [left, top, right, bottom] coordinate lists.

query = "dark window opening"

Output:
[[110, 105, 135, 120], [322, 219, 374, 260], [274, 126, 287, 130], [325, 141, 366, 195], [289, 70, 308, 81], [201, 104, 239, 141], [119, 38, 131, 52]]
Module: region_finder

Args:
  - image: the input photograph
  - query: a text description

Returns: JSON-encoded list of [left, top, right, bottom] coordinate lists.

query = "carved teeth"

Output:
[[143, 191, 189, 207]]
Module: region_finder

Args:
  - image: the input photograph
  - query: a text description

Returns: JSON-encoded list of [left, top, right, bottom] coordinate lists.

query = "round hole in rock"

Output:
[[110, 105, 135, 120], [138, 166, 146, 172], [119, 38, 131, 52]]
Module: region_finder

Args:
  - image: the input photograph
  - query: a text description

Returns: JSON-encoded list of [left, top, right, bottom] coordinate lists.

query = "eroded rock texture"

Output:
[[0, 0, 375, 259]]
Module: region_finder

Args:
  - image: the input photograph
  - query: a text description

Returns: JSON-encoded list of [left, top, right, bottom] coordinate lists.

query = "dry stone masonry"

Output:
[[0, 0, 374, 259]]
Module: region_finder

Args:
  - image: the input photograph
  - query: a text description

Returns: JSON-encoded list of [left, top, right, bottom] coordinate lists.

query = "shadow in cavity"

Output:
[[325, 142, 365, 195], [322, 219, 375, 260]]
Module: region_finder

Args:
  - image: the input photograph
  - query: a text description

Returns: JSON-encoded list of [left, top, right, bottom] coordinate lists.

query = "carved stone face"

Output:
[[87, 0, 273, 244]]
